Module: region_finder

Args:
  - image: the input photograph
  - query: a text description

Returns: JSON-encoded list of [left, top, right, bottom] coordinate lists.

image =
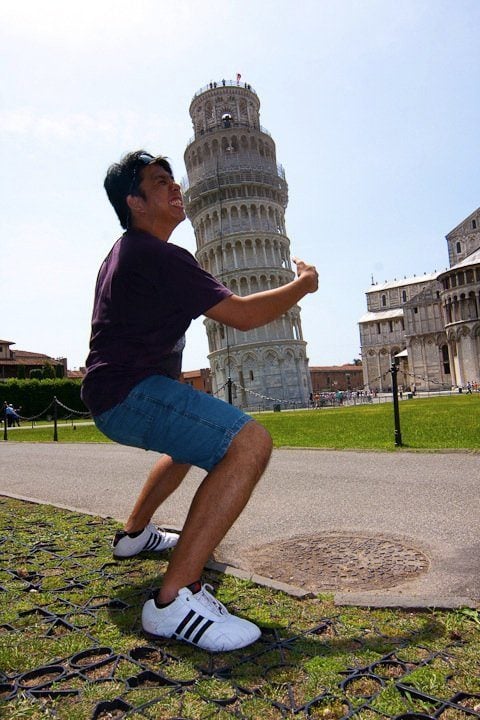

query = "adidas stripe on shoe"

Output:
[[141, 584, 261, 652], [112, 522, 179, 558]]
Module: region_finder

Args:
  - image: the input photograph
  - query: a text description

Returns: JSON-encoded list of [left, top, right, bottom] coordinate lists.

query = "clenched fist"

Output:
[[292, 257, 319, 293]]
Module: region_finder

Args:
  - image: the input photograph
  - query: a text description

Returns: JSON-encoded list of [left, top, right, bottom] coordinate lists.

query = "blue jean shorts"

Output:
[[93, 375, 252, 472]]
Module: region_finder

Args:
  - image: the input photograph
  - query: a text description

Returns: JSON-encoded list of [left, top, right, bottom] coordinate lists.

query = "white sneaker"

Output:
[[112, 522, 179, 558], [141, 584, 261, 652]]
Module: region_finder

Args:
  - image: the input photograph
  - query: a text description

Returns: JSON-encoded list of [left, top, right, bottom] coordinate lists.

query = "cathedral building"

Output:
[[359, 208, 480, 392], [182, 79, 312, 409]]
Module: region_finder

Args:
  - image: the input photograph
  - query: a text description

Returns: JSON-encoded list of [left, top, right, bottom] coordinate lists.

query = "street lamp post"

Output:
[[390, 361, 403, 447]]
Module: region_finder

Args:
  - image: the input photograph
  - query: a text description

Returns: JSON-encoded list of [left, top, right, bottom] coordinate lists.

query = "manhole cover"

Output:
[[239, 533, 429, 592]]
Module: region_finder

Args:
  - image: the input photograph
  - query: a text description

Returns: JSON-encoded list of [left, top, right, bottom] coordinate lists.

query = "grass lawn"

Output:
[[3, 419, 102, 444], [0, 497, 479, 720], [4, 395, 479, 450], [254, 395, 480, 450]]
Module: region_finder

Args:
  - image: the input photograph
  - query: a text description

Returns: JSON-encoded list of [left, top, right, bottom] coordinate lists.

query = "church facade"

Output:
[[359, 208, 480, 392]]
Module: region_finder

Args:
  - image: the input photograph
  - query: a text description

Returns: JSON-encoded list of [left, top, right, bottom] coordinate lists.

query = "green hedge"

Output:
[[0, 379, 88, 419]]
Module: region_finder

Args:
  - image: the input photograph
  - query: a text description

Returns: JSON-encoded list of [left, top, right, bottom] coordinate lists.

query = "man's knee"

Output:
[[230, 420, 272, 469], [253, 421, 273, 462]]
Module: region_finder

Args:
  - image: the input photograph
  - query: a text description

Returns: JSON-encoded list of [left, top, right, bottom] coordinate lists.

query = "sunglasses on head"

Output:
[[128, 153, 156, 196]]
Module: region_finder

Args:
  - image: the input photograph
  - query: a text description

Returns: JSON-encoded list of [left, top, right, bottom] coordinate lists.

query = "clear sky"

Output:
[[2, 0, 479, 371]]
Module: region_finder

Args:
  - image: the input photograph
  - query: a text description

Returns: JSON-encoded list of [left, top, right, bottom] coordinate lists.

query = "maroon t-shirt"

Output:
[[81, 229, 231, 416]]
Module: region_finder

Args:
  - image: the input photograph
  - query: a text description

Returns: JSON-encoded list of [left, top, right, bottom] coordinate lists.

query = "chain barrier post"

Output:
[[227, 377, 233, 405], [390, 361, 403, 447], [53, 396, 58, 442]]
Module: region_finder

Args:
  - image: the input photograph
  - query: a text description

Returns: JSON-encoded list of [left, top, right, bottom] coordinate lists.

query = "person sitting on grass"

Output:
[[81, 150, 318, 652]]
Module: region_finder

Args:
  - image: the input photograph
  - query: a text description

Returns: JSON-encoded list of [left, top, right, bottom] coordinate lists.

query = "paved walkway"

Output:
[[1, 442, 479, 608]]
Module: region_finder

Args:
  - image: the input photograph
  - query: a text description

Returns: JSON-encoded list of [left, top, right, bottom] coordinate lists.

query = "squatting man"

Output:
[[81, 150, 319, 652]]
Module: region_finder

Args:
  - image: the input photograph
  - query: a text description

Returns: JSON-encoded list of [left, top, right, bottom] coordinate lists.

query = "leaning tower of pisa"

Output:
[[183, 79, 312, 409]]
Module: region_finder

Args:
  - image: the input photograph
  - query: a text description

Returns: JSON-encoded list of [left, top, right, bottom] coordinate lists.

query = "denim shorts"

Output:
[[93, 375, 252, 472]]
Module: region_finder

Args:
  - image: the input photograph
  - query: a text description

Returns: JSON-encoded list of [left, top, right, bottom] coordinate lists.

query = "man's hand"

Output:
[[292, 257, 319, 293]]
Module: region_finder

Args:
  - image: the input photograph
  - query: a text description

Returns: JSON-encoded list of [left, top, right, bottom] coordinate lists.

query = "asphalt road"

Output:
[[1, 442, 479, 607]]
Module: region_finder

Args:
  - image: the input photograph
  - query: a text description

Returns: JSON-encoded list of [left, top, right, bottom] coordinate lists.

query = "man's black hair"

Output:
[[104, 150, 173, 229]]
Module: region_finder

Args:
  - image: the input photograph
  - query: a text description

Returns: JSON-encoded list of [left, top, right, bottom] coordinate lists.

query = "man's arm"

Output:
[[205, 258, 318, 331]]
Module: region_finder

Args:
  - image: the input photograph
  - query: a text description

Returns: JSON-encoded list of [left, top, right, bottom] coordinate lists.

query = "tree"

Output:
[[42, 362, 56, 379]]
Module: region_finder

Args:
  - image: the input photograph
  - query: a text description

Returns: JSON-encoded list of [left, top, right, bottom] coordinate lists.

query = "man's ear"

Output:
[[126, 194, 145, 216]]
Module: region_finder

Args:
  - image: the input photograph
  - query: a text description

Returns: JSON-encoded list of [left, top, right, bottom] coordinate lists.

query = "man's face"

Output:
[[132, 163, 186, 236]]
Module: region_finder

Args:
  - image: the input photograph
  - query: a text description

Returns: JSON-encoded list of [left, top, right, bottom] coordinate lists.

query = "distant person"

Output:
[[5, 404, 20, 428], [81, 150, 318, 652], [13, 406, 21, 426]]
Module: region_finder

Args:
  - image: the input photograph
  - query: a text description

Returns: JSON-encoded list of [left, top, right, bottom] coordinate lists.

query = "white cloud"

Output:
[[0, 108, 139, 142], [1, 0, 195, 48]]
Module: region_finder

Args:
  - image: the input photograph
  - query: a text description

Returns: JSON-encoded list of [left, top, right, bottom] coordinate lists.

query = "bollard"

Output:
[[390, 362, 403, 447], [53, 397, 58, 442]]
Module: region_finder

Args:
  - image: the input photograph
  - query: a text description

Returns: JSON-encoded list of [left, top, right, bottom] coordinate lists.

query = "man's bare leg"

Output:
[[124, 456, 191, 533], [157, 420, 272, 603]]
